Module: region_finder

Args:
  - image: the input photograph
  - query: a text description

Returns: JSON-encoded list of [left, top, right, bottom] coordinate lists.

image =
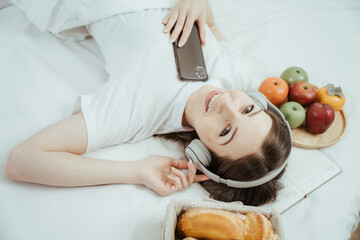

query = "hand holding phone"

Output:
[[162, 0, 207, 46], [172, 23, 208, 82]]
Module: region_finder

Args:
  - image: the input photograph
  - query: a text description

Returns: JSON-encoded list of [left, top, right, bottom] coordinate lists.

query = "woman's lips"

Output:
[[205, 90, 223, 112]]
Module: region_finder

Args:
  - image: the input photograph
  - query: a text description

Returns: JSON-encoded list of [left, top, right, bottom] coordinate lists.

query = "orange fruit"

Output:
[[258, 77, 289, 106]]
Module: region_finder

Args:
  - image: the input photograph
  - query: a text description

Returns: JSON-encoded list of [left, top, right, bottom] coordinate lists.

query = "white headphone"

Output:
[[185, 91, 292, 188]]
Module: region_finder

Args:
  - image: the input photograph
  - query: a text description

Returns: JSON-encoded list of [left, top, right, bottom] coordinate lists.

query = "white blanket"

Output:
[[1, 1, 360, 239], [10, 0, 177, 40]]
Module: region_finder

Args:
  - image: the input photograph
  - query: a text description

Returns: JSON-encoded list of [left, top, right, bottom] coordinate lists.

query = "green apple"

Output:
[[281, 66, 308, 85], [279, 101, 306, 128]]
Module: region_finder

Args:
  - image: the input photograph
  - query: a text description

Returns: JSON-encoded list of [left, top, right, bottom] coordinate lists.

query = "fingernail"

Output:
[[169, 38, 175, 43], [163, 29, 168, 33], [178, 42, 183, 48]]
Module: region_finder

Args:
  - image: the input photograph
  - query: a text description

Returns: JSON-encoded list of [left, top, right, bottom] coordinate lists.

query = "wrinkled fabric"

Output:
[[10, 0, 177, 40]]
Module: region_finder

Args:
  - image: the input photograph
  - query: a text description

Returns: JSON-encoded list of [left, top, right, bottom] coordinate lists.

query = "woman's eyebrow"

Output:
[[222, 127, 238, 145]]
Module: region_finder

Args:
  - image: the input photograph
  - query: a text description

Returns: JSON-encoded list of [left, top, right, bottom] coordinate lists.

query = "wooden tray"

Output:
[[292, 110, 347, 149]]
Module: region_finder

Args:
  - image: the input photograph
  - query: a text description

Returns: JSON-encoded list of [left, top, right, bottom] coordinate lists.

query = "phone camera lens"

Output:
[[195, 66, 207, 79]]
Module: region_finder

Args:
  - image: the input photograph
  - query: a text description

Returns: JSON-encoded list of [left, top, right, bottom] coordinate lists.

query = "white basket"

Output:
[[162, 198, 286, 240]]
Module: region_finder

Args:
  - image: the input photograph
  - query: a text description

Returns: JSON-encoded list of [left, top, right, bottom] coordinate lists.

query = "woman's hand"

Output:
[[137, 155, 209, 196], [162, 0, 207, 47]]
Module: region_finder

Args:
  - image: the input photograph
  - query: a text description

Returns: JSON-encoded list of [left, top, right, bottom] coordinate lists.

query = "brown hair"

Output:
[[155, 110, 291, 206]]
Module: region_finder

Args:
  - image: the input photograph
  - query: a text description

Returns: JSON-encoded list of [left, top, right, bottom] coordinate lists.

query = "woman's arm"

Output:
[[6, 113, 140, 186], [6, 112, 208, 195]]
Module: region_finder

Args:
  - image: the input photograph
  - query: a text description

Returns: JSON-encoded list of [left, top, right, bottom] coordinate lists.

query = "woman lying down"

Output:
[[6, 0, 292, 206]]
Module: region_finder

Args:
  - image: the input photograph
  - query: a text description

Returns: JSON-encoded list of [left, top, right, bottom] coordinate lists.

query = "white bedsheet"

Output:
[[1, 1, 360, 239]]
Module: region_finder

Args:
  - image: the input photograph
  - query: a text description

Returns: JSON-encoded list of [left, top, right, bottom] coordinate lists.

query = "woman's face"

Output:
[[184, 86, 272, 160]]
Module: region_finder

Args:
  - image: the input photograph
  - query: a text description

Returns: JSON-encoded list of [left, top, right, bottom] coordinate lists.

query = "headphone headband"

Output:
[[185, 91, 292, 188]]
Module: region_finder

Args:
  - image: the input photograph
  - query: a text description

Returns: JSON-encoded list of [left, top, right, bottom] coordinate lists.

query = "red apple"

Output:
[[306, 102, 335, 134], [289, 81, 317, 107]]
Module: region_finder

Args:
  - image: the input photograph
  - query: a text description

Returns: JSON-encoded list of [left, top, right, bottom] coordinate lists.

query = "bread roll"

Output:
[[244, 212, 280, 240], [176, 208, 280, 240]]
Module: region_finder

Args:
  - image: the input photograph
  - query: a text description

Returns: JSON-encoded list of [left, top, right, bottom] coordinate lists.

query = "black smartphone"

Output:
[[172, 23, 208, 81]]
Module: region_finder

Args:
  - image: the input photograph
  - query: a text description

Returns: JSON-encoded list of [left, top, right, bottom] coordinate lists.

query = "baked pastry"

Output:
[[244, 211, 279, 240], [177, 208, 246, 240], [176, 208, 280, 240]]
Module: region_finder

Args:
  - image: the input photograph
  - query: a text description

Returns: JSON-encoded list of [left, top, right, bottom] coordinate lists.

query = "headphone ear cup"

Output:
[[246, 91, 269, 110], [185, 139, 212, 167]]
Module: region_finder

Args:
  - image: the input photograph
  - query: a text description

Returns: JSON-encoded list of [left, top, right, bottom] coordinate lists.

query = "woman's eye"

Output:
[[220, 125, 231, 137], [242, 105, 254, 114]]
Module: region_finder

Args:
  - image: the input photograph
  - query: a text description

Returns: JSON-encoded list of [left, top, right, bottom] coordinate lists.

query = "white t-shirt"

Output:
[[72, 9, 251, 153]]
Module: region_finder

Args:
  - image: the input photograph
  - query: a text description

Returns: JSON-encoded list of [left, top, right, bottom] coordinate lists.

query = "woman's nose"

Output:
[[220, 94, 238, 117]]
